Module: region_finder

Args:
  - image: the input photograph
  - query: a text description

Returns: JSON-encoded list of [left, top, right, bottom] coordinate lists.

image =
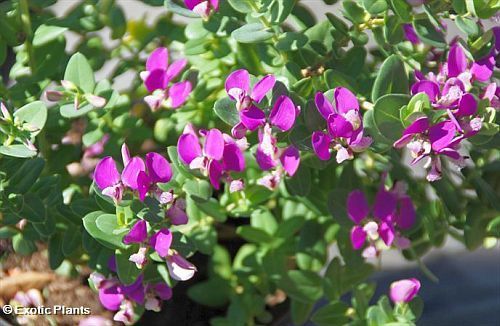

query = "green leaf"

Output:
[[164, 0, 199, 17], [21, 194, 47, 223], [64, 52, 95, 93], [116, 247, 142, 285], [214, 97, 239, 126], [372, 55, 408, 101], [285, 164, 311, 196], [62, 228, 81, 257], [13, 101, 48, 136], [275, 215, 306, 238], [60, 103, 96, 118], [183, 179, 212, 203], [343, 1, 368, 24], [12, 234, 37, 255], [0, 145, 37, 158], [373, 94, 409, 142], [227, 0, 254, 13], [384, 15, 404, 45], [290, 299, 315, 325], [389, 0, 412, 22], [455, 16, 480, 37], [236, 226, 274, 243], [48, 232, 65, 269], [232, 23, 273, 43], [7, 158, 45, 194], [487, 216, 500, 237], [401, 92, 430, 126], [412, 18, 446, 48], [270, 0, 296, 24], [311, 301, 349, 326], [276, 32, 308, 51], [187, 278, 230, 307], [362, 0, 388, 14], [33, 24, 67, 47], [279, 270, 324, 302], [83, 212, 126, 249], [250, 208, 278, 234]]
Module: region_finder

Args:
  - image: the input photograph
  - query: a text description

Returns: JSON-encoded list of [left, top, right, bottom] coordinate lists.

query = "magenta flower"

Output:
[[141, 47, 191, 111], [347, 180, 416, 258], [166, 252, 198, 281], [225, 69, 276, 137], [393, 116, 472, 181], [389, 278, 421, 304], [177, 125, 246, 190], [185, 0, 218, 19], [137, 152, 173, 202], [93, 148, 145, 203], [403, 24, 420, 44], [311, 88, 372, 163]]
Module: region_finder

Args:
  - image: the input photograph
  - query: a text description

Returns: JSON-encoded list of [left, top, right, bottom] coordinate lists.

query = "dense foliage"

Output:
[[1, 0, 499, 325]]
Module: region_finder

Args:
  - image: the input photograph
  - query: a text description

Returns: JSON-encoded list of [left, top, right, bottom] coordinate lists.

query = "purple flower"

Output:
[[93, 149, 146, 203], [403, 24, 420, 44], [137, 152, 173, 202], [177, 125, 246, 190], [185, 0, 218, 19], [145, 283, 173, 312], [141, 47, 191, 111], [225, 69, 276, 136], [346, 180, 416, 257], [166, 252, 197, 281], [393, 116, 469, 181], [389, 278, 421, 304], [311, 88, 372, 163]]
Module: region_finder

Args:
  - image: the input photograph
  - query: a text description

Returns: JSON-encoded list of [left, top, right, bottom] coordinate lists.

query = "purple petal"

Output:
[[482, 83, 497, 101], [149, 228, 172, 258], [379, 221, 395, 246], [121, 157, 146, 190], [145, 69, 168, 92], [327, 114, 353, 138], [411, 80, 440, 102], [471, 56, 494, 82], [222, 143, 245, 172], [208, 159, 223, 190], [395, 196, 416, 230], [210, 0, 219, 10], [393, 116, 429, 148], [146, 47, 168, 72], [120, 276, 145, 304], [166, 59, 188, 81], [168, 81, 192, 108], [121, 144, 131, 167], [185, 0, 202, 10], [390, 278, 421, 304], [146, 152, 173, 183], [347, 190, 370, 224], [447, 44, 467, 78], [456, 93, 477, 116], [99, 286, 123, 311], [177, 133, 202, 164], [334, 87, 359, 114], [251, 75, 276, 103], [231, 122, 247, 139], [256, 146, 277, 171], [280, 146, 300, 176], [429, 120, 456, 152], [94, 157, 121, 190], [314, 92, 334, 120], [373, 188, 397, 220], [123, 220, 148, 244], [137, 171, 150, 201], [311, 131, 332, 161], [403, 24, 420, 44], [239, 105, 266, 131], [153, 283, 172, 300], [167, 200, 189, 225], [166, 253, 197, 281], [225, 69, 250, 99], [204, 129, 224, 160], [269, 95, 297, 131], [350, 226, 367, 250]]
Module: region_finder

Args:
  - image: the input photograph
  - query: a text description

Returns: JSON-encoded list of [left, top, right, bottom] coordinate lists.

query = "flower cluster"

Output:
[[184, 0, 218, 19], [177, 124, 246, 191], [395, 43, 498, 181], [347, 179, 416, 258], [91, 268, 174, 324], [311, 88, 372, 163], [141, 47, 192, 111], [223, 69, 302, 190]]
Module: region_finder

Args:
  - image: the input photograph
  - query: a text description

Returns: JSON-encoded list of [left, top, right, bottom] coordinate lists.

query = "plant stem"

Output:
[[19, 0, 36, 73]]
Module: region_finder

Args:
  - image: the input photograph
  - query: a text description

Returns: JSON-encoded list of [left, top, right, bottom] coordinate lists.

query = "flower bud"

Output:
[[390, 278, 421, 304]]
